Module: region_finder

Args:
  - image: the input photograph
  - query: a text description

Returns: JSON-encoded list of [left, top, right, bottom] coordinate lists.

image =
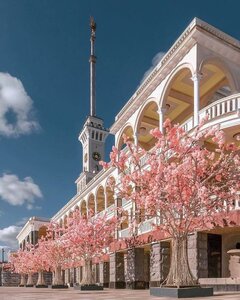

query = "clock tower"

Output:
[[78, 17, 109, 191]]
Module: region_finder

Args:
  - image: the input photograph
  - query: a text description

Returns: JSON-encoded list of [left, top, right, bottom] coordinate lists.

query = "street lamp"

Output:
[[1, 248, 5, 263], [0, 248, 4, 286]]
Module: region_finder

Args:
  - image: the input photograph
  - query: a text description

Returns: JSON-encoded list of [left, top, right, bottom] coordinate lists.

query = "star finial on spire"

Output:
[[90, 16, 96, 38]]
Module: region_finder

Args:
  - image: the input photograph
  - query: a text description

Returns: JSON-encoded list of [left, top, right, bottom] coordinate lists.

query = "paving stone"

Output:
[[0, 287, 240, 300]]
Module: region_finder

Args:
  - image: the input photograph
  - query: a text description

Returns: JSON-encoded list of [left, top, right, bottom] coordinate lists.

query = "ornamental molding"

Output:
[[16, 217, 50, 243], [110, 18, 240, 134], [51, 167, 115, 222]]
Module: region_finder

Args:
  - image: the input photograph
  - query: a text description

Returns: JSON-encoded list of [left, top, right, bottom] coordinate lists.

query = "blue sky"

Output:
[[0, 0, 240, 249]]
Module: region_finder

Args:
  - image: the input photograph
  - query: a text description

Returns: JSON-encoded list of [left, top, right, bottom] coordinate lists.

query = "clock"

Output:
[[92, 151, 101, 161]]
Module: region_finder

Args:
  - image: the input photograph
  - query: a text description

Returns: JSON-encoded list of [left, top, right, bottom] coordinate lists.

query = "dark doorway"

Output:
[[207, 234, 222, 278]]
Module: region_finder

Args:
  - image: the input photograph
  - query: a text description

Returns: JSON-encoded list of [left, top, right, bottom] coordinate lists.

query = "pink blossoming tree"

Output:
[[63, 211, 117, 285], [102, 120, 240, 287], [39, 223, 69, 287], [9, 245, 36, 287], [9, 249, 28, 286], [33, 239, 51, 287]]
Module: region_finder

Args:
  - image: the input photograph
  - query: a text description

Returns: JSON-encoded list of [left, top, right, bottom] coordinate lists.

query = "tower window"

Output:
[[92, 130, 95, 139], [100, 133, 103, 141], [96, 132, 99, 140]]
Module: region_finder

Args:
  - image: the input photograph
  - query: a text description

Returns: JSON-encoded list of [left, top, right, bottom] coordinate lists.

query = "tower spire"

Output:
[[89, 16, 96, 117]]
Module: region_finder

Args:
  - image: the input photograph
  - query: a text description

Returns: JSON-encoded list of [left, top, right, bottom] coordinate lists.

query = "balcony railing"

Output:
[[106, 204, 115, 219], [138, 217, 159, 235], [181, 93, 240, 133], [199, 94, 240, 122], [118, 227, 130, 238], [122, 198, 132, 210], [182, 116, 193, 132]]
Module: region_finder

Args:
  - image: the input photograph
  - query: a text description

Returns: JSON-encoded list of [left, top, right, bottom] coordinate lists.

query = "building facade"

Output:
[[17, 18, 240, 289]]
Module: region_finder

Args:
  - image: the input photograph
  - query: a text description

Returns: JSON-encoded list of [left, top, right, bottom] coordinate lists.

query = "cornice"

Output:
[[110, 17, 240, 134], [51, 167, 115, 222], [16, 217, 50, 243]]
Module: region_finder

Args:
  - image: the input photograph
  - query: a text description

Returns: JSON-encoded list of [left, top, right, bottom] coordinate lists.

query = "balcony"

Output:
[[106, 204, 115, 219], [182, 93, 240, 132], [118, 227, 130, 238], [138, 217, 159, 235]]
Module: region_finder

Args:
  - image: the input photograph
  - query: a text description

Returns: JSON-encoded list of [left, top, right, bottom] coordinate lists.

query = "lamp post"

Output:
[[1, 248, 4, 263], [0, 248, 4, 286]]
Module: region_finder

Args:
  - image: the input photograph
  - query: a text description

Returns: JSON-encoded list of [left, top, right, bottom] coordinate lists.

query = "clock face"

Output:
[[92, 151, 101, 161], [84, 153, 88, 163]]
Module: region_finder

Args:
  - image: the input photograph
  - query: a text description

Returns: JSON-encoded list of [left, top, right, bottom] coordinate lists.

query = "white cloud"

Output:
[[15, 217, 29, 226], [0, 72, 40, 137], [0, 225, 21, 249], [0, 173, 43, 208], [140, 51, 166, 84]]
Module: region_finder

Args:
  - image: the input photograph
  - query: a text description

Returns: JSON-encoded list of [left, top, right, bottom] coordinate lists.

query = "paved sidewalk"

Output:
[[1, 287, 240, 300]]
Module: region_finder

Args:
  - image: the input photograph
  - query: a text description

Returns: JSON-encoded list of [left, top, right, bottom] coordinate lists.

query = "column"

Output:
[[150, 242, 170, 287], [92, 263, 100, 284], [133, 132, 138, 147], [104, 190, 108, 211], [92, 264, 96, 283], [94, 199, 97, 215], [109, 252, 125, 288], [191, 73, 202, 127], [144, 251, 150, 289], [115, 195, 122, 239], [126, 248, 145, 289], [99, 261, 110, 287], [64, 269, 69, 285], [158, 108, 166, 133], [197, 233, 208, 278]]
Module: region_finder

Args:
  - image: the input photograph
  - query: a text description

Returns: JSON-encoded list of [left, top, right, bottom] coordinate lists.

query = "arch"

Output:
[[159, 63, 194, 109], [135, 99, 159, 150], [158, 64, 195, 129], [22, 239, 26, 250], [106, 176, 116, 208], [74, 205, 79, 212], [134, 97, 159, 133], [121, 210, 129, 230], [88, 193, 96, 215], [59, 219, 63, 228], [96, 185, 105, 213], [64, 215, 68, 228], [116, 123, 134, 150], [198, 57, 236, 110], [80, 200, 87, 216], [198, 56, 237, 92], [38, 225, 47, 239]]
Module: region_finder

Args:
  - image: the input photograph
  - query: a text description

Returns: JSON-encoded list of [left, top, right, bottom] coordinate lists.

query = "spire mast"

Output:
[[89, 16, 96, 117]]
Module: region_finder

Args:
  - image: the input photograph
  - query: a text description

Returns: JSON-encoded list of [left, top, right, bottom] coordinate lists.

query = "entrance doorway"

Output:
[[207, 234, 222, 278]]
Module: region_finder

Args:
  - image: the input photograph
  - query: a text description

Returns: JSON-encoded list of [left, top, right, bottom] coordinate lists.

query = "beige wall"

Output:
[[222, 231, 240, 277]]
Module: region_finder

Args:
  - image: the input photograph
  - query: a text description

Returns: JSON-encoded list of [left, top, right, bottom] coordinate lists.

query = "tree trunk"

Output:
[[52, 265, 64, 286], [52, 271, 55, 285], [165, 236, 196, 287], [36, 271, 46, 286], [19, 274, 26, 286], [80, 259, 95, 285], [26, 273, 34, 286]]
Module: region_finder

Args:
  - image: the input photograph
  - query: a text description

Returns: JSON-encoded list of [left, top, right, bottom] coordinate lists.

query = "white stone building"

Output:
[[17, 18, 240, 290]]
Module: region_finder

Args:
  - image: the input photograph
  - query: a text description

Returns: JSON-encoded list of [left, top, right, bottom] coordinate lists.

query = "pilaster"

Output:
[[109, 252, 125, 288], [126, 248, 145, 289], [99, 261, 110, 287], [150, 241, 170, 287]]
